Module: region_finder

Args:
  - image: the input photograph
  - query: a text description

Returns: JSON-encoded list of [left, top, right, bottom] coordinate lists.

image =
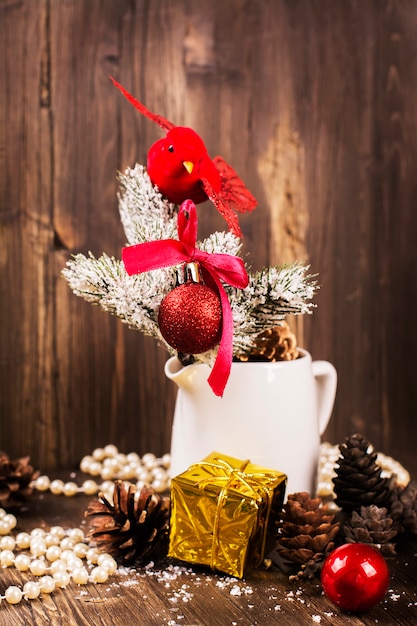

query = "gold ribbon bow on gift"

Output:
[[190, 457, 277, 571]]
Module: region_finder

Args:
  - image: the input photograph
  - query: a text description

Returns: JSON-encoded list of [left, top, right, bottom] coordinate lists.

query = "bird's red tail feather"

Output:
[[110, 76, 175, 132]]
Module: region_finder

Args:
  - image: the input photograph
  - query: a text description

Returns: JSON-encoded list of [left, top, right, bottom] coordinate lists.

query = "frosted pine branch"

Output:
[[63, 254, 317, 362], [227, 265, 318, 356], [62, 163, 318, 364], [62, 252, 175, 343], [199, 230, 243, 257], [118, 164, 177, 244]]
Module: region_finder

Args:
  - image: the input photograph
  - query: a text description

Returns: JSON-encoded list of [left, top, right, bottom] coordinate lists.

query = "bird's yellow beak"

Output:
[[183, 161, 194, 174]]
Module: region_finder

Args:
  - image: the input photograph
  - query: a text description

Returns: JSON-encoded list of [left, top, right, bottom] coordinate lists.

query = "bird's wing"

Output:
[[213, 156, 257, 213], [201, 177, 243, 238], [110, 76, 175, 132]]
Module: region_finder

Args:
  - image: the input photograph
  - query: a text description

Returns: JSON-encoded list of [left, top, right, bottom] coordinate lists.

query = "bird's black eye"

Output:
[[168, 145, 174, 153]]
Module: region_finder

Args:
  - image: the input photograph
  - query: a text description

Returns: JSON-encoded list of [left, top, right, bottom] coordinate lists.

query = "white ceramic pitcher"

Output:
[[165, 349, 337, 495]]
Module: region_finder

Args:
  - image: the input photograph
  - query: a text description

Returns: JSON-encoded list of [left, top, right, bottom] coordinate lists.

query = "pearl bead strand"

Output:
[[0, 507, 118, 606], [31, 444, 171, 502]]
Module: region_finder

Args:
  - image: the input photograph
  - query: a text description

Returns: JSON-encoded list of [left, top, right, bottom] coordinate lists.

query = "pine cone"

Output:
[[85, 480, 170, 564], [0, 452, 39, 510], [389, 480, 417, 535], [236, 322, 298, 362], [343, 505, 398, 557], [333, 434, 390, 513], [274, 492, 340, 578]]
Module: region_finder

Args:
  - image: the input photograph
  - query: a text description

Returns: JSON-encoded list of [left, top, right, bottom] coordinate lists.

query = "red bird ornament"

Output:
[[110, 77, 257, 237]]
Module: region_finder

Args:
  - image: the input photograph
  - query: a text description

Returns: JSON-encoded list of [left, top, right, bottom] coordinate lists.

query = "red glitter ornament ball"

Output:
[[158, 282, 222, 354], [321, 543, 390, 613]]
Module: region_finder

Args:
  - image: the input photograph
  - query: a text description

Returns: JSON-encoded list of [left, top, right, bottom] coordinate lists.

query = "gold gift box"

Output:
[[168, 452, 287, 578]]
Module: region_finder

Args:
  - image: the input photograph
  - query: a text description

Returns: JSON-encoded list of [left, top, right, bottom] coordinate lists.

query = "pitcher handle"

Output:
[[312, 360, 337, 435]]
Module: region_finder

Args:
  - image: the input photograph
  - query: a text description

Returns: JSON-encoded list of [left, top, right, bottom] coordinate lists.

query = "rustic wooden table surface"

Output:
[[1, 473, 416, 626]]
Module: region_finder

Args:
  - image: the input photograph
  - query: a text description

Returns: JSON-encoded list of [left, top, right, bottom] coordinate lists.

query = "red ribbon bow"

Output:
[[122, 200, 249, 396]]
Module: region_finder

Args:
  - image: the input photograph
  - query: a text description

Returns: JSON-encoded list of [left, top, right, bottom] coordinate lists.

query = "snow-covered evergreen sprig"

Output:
[[62, 164, 318, 363], [226, 265, 317, 356], [63, 252, 173, 341], [118, 164, 178, 244]]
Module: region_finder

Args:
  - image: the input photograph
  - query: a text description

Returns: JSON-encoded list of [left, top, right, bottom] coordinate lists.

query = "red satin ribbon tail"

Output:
[[207, 348, 231, 397], [206, 275, 235, 397]]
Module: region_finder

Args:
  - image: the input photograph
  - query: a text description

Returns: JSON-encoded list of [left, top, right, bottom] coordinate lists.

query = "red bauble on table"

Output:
[[158, 281, 222, 355], [321, 543, 390, 613]]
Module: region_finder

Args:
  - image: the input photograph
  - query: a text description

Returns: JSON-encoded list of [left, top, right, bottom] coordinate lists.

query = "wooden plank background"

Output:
[[1, 0, 416, 475]]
